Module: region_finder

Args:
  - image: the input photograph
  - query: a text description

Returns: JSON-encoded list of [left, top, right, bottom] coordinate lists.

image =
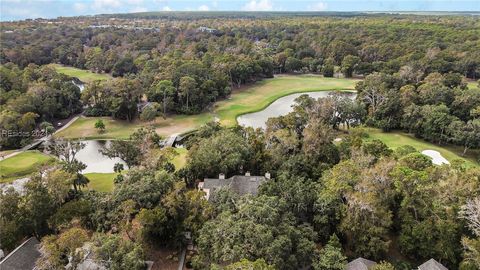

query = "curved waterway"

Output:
[[237, 91, 356, 129], [76, 140, 127, 173]]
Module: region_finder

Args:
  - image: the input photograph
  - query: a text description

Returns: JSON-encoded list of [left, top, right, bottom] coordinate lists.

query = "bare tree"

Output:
[[47, 138, 87, 191]]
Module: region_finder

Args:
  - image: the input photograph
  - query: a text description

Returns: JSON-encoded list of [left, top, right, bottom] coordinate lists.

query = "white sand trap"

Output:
[[421, 150, 450, 165]]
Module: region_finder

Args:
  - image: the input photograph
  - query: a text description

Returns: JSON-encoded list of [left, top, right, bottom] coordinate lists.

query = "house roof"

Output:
[[347, 258, 377, 270], [202, 175, 267, 199], [418, 259, 448, 270], [0, 237, 41, 270]]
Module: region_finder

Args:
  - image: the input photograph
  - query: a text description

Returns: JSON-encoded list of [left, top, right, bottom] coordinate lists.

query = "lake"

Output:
[[237, 91, 356, 129], [76, 140, 127, 173]]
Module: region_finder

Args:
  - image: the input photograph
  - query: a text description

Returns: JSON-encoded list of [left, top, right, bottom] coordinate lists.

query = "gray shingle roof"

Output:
[[202, 175, 266, 199], [347, 258, 377, 270], [0, 237, 41, 270], [418, 259, 448, 270]]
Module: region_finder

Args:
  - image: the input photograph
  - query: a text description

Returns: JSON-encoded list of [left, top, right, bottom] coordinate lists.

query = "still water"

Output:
[[76, 140, 127, 173], [237, 91, 355, 129]]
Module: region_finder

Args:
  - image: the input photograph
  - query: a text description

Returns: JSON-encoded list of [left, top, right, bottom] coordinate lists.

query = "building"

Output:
[[198, 172, 270, 201], [197, 26, 217, 33], [347, 258, 377, 270], [0, 237, 41, 270], [418, 259, 448, 270], [346, 258, 448, 270]]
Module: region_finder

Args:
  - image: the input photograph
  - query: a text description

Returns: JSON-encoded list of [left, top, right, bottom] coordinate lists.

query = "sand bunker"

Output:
[[421, 150, 450, 165]]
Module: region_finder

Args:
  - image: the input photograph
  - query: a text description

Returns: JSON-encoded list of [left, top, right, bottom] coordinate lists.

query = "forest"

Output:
[[0, 12, 479, 270]]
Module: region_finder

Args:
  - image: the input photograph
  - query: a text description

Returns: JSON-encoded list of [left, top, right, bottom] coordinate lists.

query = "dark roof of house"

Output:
[[418, 259, 448, 270], [203, 175, 266, 198], [347, 258, 377, 270], [0, 237, 41, 270]]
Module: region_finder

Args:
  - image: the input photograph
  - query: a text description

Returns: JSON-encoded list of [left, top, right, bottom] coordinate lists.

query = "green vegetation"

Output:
[[84, 173, 116, 192], [468, 80, 479, 90], [55, 116, 140, 139], [57, 76, 355, 139], [1, 12, 480, 270], [172, 148, 188, 171], [215, 75, 357, 126], [51, 64, 112, 82], [366, 128, 479, 167], [0, 151, 55, 183]]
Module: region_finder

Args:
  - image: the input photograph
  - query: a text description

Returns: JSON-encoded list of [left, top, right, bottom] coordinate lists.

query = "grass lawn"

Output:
[[215, 74, 358, 126], [55, 116, 140, 140], [51, 64, 112, 83], [366, 128, 479, 167], [0, 151, 56, 183], [468, 80, 479, 90], [85, 172, 117, 192], [172, 148, 188, 171], [57, 75, 356, 140]]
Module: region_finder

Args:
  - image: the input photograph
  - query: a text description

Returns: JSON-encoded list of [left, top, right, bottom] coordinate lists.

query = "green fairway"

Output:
[[56, 75, 356, 140], [51, 64, 112, 83], [0, 151, 55, 183], [85, 172, 117, 192], [366, 128, 479, 167], [215, 74, 357, 126]]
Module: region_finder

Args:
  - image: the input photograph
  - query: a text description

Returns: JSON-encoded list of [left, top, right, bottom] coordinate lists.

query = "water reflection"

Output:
[[76, 140, 127, 173], [237, 91, 355, 129]]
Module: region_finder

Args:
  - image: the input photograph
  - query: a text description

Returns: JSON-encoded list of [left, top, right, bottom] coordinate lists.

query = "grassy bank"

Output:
[[51, 64, 112, 83], [0, 151, 55, 183], [215, 74, 358, 126], [366, 128, 479, 167], [85, 173, 117, 192], [83, 148, 188, 192], [57, 75, 357, 140]]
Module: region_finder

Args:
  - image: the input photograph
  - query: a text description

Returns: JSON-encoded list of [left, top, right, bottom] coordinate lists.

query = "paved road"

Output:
[[1, 115, 80, 160]]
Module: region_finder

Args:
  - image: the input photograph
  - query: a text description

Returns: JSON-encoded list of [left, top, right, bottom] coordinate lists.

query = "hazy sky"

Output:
[[1, 0, 479, 21]]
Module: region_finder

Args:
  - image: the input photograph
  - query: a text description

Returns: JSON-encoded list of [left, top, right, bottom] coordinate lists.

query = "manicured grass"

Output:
[[366, 128, 479, 167], [172, 148, 188, 171], [55, 116, 140, 140], [84, 148, 188, 192], [215, 74, 358, 126], [85, 172, 117, 192], [57, 75, 356, 139], [0, 151, 55, 183], [51, 64, 112, 83]]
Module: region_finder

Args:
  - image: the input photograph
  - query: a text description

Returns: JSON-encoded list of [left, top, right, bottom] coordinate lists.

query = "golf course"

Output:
[[0, 151, 55, 183], [55, 74, 358, 139], [51, 64, 112, 83], [366, 128, 479, 168], [2, 74, 478, 189]]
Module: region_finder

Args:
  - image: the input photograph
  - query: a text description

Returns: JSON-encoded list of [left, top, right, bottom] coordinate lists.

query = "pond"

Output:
[[76, 140, 127, 173], [237, 91, 356, 129], [72, 80, 85, 92]]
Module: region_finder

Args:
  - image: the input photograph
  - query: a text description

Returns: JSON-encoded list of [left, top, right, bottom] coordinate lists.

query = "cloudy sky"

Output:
[[1, 0, 479, 21]]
